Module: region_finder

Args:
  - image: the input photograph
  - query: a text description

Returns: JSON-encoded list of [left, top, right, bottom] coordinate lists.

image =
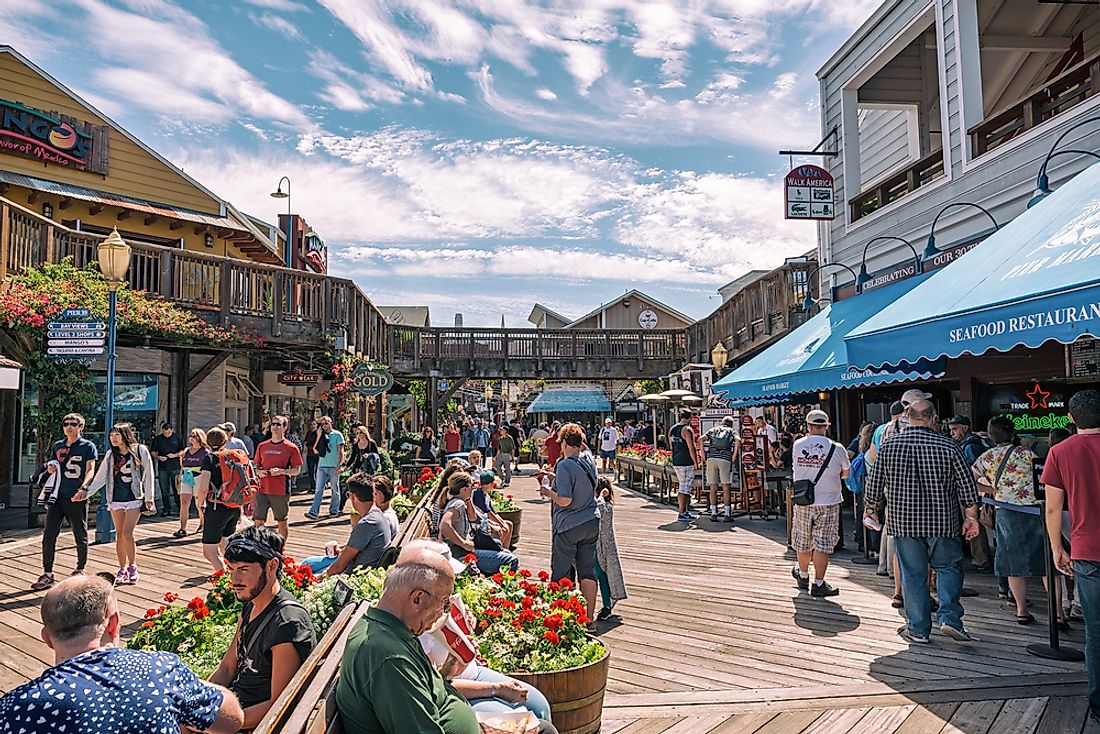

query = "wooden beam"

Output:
[[216, 227, 233, 238], [981, 35, 1071, 52], [58, 198, 72, 210], [169, 220, 184, 231], [89, 204, 105, 215], [188, 351, 231, 393], [144, 214, 158, 226], [117, 210, 132, 220], [194, 225, 206, 235]]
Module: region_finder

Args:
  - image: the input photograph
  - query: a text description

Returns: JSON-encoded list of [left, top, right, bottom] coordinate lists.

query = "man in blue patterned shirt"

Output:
[[0, 576, 243, 734]]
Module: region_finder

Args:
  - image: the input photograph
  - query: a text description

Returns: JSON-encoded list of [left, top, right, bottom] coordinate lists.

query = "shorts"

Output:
[[202, 502, 242, 545], [705, 458, 734, 486], [253, 493, 290, 522], [673, 465, 696, 495], [108, 499, 143, 512], [791, 504, 841, 554], [179, 471, 199, 495], [599, 448, 617, 460], [551, 519, 600, 582]]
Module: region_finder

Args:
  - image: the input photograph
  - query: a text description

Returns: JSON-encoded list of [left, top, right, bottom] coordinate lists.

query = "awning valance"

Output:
[[711, 274, 944, 406], [527, 389, 612, 413], [846, 161, 1100, 368]]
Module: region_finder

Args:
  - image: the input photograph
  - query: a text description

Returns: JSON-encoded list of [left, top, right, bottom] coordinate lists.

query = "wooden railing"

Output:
[[685, 260, 815, 366], [969, 53, 1100, 157], [0, 198, 389, 360], [849, 148, 946, 222]]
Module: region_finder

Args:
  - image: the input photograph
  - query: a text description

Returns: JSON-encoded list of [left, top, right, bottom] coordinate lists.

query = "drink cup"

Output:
[[325, 541, 339, 558], [862, 515, 882, 532]]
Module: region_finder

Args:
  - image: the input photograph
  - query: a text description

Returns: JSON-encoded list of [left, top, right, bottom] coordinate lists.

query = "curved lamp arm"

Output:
[[1028, 148, 1100, 208], [1036, 116, 1100, 194], [858, 236, 921, 286], [802, 262, 860, 312], [924, 202, 999, 259]]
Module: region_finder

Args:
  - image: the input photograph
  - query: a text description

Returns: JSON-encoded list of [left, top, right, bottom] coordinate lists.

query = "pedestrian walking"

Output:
[[177, 428, 209, 537], [253, 415, 303, 540], [85, 423, 155, 585], [495, 429, 515, 486], [1043, 389, 1100, 725], [598, 418, 619, 474], [150, 422, 184, 517], [306, 416, 345, 520], [864, 399, 981, 644], [703, 415, 739, 522], [303, 420, 320, 493], [670, 409, 700, 522], [33, 413, 98, 590], [594, 477, 627, 621], [789, 410, 850, 597]]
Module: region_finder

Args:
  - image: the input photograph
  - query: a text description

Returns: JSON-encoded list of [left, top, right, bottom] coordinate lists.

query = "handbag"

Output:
[[473, 520, 504, 551], [791, 443, 837, 506], [980, 446, 1016, 529]]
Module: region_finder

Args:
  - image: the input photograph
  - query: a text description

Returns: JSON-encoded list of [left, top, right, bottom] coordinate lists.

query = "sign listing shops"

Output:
[[784, 165, 835, 221], [46, 309, 105, 360]]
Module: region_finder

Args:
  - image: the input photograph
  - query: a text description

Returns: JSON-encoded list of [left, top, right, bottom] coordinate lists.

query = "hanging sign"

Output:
[[0, 98, 109, 174], [350, 365, 394, 397], [278, 367, 322, 386], [46, 308, 105, 360], [638, 309, 659, 329], [784, 165, 835, 220]]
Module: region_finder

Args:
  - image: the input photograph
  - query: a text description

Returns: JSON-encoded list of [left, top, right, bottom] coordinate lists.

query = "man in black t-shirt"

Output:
[[34, 413, 99, 590], [151, 422, 184, 518], [209, 527, 315, 730]]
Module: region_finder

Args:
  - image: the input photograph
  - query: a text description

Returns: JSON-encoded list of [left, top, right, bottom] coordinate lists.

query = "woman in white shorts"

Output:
[[87, 423, 155, 585]]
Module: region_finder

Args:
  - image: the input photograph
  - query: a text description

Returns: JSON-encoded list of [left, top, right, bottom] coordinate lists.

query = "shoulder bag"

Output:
[[791, 443, 837, 506], [980, 446, 1016, 529]]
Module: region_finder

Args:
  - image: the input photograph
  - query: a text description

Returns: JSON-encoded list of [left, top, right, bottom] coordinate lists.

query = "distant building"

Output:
[[378, 306, 431, 328], [527, 303, 572, 329], [528, 290, 693, 330]]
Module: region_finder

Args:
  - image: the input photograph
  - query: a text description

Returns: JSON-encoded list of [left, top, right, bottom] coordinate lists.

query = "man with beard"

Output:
[[209, 527, 316, 730]]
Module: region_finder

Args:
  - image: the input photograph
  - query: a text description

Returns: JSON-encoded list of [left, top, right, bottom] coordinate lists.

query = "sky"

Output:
[[3, 0, 877, 327]]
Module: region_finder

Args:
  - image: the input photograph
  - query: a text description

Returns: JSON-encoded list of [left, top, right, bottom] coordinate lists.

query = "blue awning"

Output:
[[711, 274, 944, 406], [847, 161, 1100, 368], [527, 389, 612, 413]]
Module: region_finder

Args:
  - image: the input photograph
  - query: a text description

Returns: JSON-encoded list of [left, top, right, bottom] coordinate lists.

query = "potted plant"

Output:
[[489, 488, 522, 548]]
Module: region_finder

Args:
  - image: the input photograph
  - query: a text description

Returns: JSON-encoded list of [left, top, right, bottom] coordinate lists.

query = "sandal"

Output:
[[1057, 617, 1072, 632], [1016, 613, 1036, 625], [173, 529, 188, 538], [891, 594, 904, 608]]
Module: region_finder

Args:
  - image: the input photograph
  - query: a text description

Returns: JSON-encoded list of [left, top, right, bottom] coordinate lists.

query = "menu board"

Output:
[[1069, 339, 1100, 378]]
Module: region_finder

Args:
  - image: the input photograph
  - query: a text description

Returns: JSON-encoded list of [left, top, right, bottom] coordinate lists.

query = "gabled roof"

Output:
[[379, 306, 431, 328], [528, 303, 572, 327], [718, 270, 769, 300], [565, 290, 694, 328]]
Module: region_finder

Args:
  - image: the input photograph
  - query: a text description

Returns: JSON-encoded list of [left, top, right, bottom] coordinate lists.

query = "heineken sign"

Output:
[[0, 98, 109, 174], [350, 365, 393, 397]]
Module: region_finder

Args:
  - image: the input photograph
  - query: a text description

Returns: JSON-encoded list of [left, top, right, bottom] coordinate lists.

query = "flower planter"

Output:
[[497, 508, 523, 548], [510, 644, 610, 734]]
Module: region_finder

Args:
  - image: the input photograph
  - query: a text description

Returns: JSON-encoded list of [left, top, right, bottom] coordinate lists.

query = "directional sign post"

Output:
[[45, 308, 105, 360]]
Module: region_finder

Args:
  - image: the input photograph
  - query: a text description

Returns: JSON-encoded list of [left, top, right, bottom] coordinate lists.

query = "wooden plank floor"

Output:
[[0, 467, 1095, 733]]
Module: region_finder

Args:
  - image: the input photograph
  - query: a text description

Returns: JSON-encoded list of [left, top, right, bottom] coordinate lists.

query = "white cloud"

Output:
[[251, 12, 305, 42], [242, 0, 309, 10], [535, 88, 557, 101], [307, 51, 406, 111]]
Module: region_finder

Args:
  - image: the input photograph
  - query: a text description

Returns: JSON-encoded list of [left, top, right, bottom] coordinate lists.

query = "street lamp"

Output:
[[711, 342, 728, 372], [923, 202, 998, 260], [1028, 148, 1100, 208], [802, 262, 860, 311], [270, 176, 291, 266], [95, 228, 131, 544], [857, 236, 922, 288]]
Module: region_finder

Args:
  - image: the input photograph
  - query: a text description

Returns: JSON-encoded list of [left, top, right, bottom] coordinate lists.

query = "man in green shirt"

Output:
[[336, 547, 477, 734], [495, 431, 516, 486]]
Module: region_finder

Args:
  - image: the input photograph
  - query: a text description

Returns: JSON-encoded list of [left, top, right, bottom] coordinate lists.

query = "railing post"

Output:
[[219, 264, 232, 324], [637, 332, 644, 371], [1022, 98, 1043, 133], [1090, 60, 1100, 100], [502, 331, 510, 374], [571, 332, 578, 374], [605, 331, 611, 371], [469, 331, 475, 372], [271, 270, 284, 338], [434, 330, 442, 369], [0, 203, 8, 281], [413, 329, 421, 372], [536, 330, 543, 372], [322, 279, 333, 332], [158, 250, 174, 300]]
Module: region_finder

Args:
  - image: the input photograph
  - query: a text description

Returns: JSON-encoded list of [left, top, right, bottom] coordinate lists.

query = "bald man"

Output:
[[864, 398, 981, 645], [0, 576, 243, 734], [336, 545, 477, 734]]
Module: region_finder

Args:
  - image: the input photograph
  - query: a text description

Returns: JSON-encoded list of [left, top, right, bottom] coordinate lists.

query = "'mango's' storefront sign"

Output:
[[0, 99, 108, 173]]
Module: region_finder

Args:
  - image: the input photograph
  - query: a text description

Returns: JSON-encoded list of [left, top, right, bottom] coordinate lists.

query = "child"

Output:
[[594, 477, 627, 621]]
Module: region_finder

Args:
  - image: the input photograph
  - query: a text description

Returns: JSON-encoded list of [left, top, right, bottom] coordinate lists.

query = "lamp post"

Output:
[[711, 341, 728, 374], [270, 176, 291, 266], [923, 202, 999, 260], [857, 236, 922, 289], [95, 228, 131, 544], [1028, 148, 1100, 208], [802, 262, 860, 312]]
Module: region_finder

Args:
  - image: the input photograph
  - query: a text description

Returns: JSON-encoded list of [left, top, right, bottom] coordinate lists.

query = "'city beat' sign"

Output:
[[0, 98, 108, 174]]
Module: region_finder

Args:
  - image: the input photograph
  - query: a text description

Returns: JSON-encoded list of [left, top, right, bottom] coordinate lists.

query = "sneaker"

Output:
[[937, 623, 975, 642], [127, 564, 139, 584], [70, 569, 86, 576], [676, 512, 694, 522], [710, 512, 719, 522], [304, 511, 320, 520], [897, 625, 930, 644], [115, 567, 130, 585], [31, 573, 55, 591], [328, 510, 344, 518], [597, 606, 614, 621], [810, 581, 840, 598], [791, 567, 809, 591], [722, 512, 734, 523], [685, 510, 699, 519]]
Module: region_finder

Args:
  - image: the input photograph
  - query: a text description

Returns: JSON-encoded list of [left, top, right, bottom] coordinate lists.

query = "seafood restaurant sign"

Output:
[[785, 165, 835, 221]]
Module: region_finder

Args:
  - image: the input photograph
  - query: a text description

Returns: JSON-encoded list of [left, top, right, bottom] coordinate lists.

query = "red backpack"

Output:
[[214, 448, 259, 508]]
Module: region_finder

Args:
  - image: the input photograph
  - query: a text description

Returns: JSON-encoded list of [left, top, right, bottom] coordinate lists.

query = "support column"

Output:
[[373, 392, 384, 445], [174, 350, 190, 431], [429, 376, 439, 433]]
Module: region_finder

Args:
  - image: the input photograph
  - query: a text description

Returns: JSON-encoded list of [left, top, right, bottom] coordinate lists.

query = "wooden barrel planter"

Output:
[[497, 508, 523, 549], [510, 645, 610, 734]]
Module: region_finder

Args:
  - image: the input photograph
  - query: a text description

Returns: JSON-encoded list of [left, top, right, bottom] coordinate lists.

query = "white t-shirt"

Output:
[[599, 427, 620, 451], [757, 423, 778, 443], [791, 434, 850, 506]]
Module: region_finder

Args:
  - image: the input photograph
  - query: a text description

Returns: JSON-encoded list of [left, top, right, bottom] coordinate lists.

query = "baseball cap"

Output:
[[900, 388, 932, 406], [479, 471, 496, 485], [220, 421, 237, 433], [161, 422, 173, 430], [889, 401, 905, 416], [806, 409, 830, 425], [947, 415, 971, 427], [604, 417, 612, 424], [722, 416, 735, 426]]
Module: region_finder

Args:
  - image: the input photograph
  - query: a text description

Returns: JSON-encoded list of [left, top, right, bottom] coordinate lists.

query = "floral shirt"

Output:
[[973, 444, 1039, 506]]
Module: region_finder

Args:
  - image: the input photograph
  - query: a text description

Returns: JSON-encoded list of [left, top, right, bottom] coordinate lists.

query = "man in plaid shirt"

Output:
[[864, 399, 981, 645]]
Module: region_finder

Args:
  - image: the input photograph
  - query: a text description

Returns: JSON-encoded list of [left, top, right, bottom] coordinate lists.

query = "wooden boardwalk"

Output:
[[0, 469, 1095, 733]]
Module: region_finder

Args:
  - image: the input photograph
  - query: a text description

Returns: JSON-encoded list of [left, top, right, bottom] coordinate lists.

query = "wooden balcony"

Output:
[[848, 148, 946, 222], [969, 53, 1100, 157], [0, 198, 388, 360], [388, 326, 687, 379], [685, 260, 815, 367]]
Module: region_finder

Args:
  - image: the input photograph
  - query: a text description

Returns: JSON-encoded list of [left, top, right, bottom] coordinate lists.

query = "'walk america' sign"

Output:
[[784, 165, 835, 221]]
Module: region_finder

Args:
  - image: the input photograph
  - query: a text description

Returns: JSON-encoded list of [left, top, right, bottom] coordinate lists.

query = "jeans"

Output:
[[494, 453, 513, 485], [473, 548, 518, 575], [468, 665, 552, 721], [595, 557, 612, 609], [310, 466, 342, 516], [894, 536, 965, 638], [1074, 560, 1100, 720], [306, 455, 319, 491], [303, 555, 338, 573], [157, 469, 179, 514], [43, 497, 88, 573]]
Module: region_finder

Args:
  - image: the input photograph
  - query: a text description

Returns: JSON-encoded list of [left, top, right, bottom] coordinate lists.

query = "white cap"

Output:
[[901, 388, 932, 406], [806, 409, 830, 425], [604, 417, 612, 424]]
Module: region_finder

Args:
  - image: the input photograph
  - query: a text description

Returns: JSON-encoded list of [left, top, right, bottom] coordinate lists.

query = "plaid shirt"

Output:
[[863, 426, 979, 538]]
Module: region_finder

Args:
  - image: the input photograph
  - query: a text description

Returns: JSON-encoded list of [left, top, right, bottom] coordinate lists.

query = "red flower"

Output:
[[559, 578, 574, 591], [210, 569, 225, 579], [547, 582, 560, 593], [187, 597, 208, 613], [518, 609, 538, 624], [543, 614, 564, 632], [163, 592, 179, 603], [512, 620, 523, 630], [464, 554, 478, 564], [192, 607, 210, 620], [491, 573, 504, 585], [144, 608, 159, 619], [521, 596, 535, 610], [501, 600, 517, 610], [142, 621, 154, 628], [542, 630, 560, 645], [538, 571, 550, 581], [519, 569, 532, 578]]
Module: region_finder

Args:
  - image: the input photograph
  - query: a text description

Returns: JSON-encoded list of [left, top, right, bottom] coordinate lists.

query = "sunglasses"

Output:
[[63, 421, 81, 427], [271, 421, 288, 427]]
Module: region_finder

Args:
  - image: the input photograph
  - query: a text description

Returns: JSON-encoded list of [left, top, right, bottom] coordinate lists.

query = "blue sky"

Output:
[[5, 0, 875, 326]]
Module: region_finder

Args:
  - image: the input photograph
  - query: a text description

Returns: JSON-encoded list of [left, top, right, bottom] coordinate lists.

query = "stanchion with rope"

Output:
[[1027, 499, 1084, 661], [850, 497, 877, 565]]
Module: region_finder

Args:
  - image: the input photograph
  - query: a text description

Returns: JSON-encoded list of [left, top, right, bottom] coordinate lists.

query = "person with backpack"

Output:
[[307, 416, 345, 520], [195, 427, 259, 574], [702, 416, 740, 522], [948, 415, 996, 572], [209, 527, 316, 730]]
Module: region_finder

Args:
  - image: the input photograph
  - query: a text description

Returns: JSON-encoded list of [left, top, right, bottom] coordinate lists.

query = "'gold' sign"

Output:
[[351, 365, 393, 397]]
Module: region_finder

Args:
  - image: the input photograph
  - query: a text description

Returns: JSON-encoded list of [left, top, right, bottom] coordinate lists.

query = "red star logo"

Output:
[[1026, 383, 1050, 410]]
